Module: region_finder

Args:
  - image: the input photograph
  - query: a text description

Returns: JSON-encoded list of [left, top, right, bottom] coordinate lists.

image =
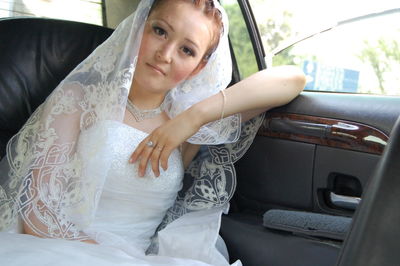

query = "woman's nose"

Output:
[[156, 44, 173, 64]]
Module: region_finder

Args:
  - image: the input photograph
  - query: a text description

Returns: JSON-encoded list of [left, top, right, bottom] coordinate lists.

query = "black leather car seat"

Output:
[[0, 17, 113, 159]]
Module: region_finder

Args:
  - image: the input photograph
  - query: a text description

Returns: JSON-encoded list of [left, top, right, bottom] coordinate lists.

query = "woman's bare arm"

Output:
[[191, 65, 305, 125], [131, 66, 306, 175]]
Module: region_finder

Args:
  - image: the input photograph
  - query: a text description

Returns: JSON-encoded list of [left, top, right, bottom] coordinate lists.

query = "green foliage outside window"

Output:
[[359, 38, 400, 95], [223, 3, 258, 78]]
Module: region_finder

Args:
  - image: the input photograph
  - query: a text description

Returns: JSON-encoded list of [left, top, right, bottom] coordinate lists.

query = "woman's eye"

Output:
[[153, 26, 166, 37], [182, 47, 195, 57]]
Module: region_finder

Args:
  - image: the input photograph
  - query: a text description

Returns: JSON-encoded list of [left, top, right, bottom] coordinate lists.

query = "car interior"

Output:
[[1, 1, 400, 266]]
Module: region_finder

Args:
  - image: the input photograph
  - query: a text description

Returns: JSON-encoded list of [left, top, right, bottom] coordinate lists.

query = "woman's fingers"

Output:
[[160, 146, 173, 171], [130, 136, 156, 177], [129, 123, 184, 177], [133, 142, 174, 177], [130, 138, 147, 163], [138, 144, 154, 177], [130, 134, 167, 177], [150, 145, 163, 177]]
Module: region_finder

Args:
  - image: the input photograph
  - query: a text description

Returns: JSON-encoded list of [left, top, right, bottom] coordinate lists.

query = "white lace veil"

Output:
[[0, 0, 263, 245]]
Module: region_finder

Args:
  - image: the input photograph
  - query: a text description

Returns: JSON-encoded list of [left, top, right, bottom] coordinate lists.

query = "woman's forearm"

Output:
[[131, 66, 305, 174], [190, 65, 306, 126]]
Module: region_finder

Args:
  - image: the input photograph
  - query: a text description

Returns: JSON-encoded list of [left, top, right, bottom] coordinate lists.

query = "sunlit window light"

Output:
[[0, 0, 103, 26]]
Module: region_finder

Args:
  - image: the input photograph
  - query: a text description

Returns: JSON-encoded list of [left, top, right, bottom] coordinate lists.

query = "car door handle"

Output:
[[267, 119, 330, 138], [330, 192, 361, 210]]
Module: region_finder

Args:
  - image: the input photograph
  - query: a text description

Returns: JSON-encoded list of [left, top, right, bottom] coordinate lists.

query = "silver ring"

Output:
[[146, 140, 155, 148]]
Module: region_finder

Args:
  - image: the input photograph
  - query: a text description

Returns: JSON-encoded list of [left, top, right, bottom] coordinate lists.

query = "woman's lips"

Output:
[[147, 63, 165, 75]]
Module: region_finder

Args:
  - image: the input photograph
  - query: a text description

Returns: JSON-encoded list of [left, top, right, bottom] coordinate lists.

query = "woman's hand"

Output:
[[129, 66, 305, 177], [129, 108, 201, 177]]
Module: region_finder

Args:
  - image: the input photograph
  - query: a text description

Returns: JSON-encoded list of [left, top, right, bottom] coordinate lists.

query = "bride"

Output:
[[0, 0, 305, 265]]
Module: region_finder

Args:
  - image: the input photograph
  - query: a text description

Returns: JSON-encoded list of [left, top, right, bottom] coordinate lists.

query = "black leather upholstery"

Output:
[[0, 18, 113, 158]]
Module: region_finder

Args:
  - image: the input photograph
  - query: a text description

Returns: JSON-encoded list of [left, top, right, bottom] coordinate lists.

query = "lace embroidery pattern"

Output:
[[0, 65, 136, 237], [147, 113, 265, 254], [1, 0, 257, 252], [0, 1, 148, 236]]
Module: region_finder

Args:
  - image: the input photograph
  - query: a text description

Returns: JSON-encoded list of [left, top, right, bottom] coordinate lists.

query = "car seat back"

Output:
[[0, 18, 112, 158]]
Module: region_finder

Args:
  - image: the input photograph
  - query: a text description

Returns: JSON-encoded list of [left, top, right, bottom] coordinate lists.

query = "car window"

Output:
[[0, 0, 104, 25], [221, 0, 259, 78], [249, 0, 400, 96], [0, 0, 139, 28]]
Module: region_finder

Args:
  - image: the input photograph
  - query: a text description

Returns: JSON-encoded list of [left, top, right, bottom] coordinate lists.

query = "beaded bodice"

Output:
[[77, 120, 184, 250]]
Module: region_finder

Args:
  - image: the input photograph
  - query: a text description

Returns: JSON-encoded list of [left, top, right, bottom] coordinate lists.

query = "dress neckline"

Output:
[[118, 121, 151, 135], [97, 120, 151, 136], [89, 120, 184, 154]]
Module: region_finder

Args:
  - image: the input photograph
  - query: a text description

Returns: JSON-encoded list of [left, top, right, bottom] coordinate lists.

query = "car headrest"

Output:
[[0, 17, 113, 158]]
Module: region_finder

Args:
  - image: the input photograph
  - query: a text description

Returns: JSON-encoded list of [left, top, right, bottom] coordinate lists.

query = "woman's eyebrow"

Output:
[[160, 19, 175, 32], [185, 38, 199, 50], [159, 19, 200, 49]]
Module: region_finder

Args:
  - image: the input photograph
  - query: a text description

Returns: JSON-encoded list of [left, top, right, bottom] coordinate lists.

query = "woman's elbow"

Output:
[[261, 65, 306, 94], [282, 65, 306, 95]]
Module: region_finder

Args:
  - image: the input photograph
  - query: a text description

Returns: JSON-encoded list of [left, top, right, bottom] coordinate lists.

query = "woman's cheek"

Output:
[[138, 36, 151, 60], [171, 65, 193, 84]]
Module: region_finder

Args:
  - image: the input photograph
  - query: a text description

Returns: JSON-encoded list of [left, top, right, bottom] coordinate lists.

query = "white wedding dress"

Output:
[[0, 120, 241, 266]]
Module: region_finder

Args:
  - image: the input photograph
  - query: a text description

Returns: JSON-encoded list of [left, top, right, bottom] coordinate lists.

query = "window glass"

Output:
[[0, 0, 103, 26], [221, 0, 259, 78], [249, 0, 400, 95]]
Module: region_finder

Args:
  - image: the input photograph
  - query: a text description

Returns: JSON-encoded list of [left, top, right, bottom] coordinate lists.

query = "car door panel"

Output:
[[274, 92, 400, 136], [234, 137, 315, 211], [222, 91, 400, 265], [313, 146, 379, 215], [262, 113, 388, 155], [232, 91, 399, 214]]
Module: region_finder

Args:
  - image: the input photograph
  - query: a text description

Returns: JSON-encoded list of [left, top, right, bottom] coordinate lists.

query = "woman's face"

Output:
[[133, 0, 214, 94]]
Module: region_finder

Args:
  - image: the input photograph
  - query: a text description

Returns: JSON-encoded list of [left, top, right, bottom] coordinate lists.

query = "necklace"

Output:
[[126, 98, 166, 122]]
